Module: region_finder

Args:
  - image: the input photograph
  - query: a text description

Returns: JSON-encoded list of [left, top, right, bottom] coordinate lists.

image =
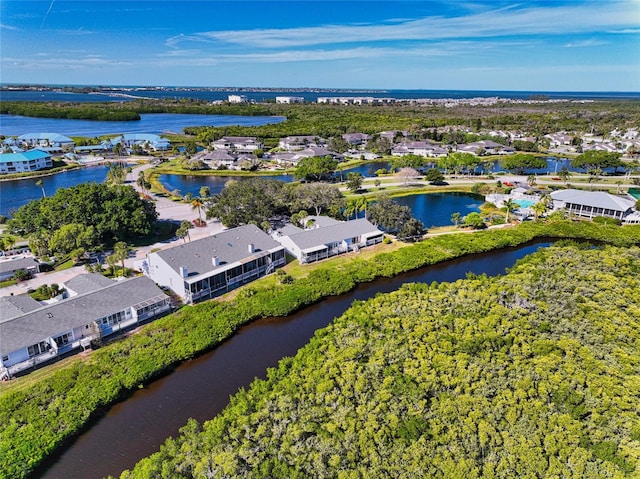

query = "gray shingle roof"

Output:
[[0, 276, 168, 356], [64, 273, 115, 295], [153, 224, 283, 277], [0, 295, 42, 321], [551, 189, 635, 212], [0, 257, 40, 275], [285, 219, 381, 251]]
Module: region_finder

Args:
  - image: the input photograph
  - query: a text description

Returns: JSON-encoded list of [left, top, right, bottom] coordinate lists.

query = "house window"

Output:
[[54, 332, 72, 347], [2, 356, 8, 362], [27, 341, 51, 357]]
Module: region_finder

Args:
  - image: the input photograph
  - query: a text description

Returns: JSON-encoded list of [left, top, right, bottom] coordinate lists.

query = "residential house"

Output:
[[545, 132, 573, 148], [212, 136, 264, 154], [278, 136, 325, 151], [392, 141, 448, 158], [273, 217, 384, 264], [140, 224, 286, 303], [292, 147, 344, 162], [342, 133, 371, 148], [0, 149, 53, 174], [456, 140, 514, 156], [0, 275, 170, 378], [0, 257, 40, 281], [16, 133, 75, 152], [110, 134, 171, 151], [550, 189, 638, 222]]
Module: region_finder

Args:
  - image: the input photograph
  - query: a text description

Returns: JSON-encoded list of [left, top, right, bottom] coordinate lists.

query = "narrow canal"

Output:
[[37, 241, 552, 479]]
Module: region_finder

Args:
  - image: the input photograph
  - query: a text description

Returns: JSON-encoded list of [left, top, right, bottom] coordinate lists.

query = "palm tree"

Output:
[[36, 179, 46, 198], [527, 174, 537, 187], [113, 241, 129, 277], [1, 235, 16, 255], [344, 198, 359, 221], [136, 171, 147, 195], [191, 197, 204, 224], [558, 167, 571, 185], [531, 201, 548, 221], [356, 196, 369, 219], [503, 199, 517, 223]]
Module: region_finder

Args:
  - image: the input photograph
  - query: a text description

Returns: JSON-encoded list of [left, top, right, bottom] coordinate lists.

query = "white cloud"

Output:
[[0, 23, 21, 31], [564, 39, 608, 48], [167, 2, 639, 50]]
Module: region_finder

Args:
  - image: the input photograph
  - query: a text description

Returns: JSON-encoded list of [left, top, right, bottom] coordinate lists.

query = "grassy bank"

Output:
[[1, 221, 639, 479]]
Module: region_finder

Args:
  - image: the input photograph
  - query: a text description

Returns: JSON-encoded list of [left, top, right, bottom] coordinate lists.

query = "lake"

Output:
[[0, 166, 110, 217], [35, 240, 554, 479], [394, 192, 483, 228], [0, 113, 285, 137]]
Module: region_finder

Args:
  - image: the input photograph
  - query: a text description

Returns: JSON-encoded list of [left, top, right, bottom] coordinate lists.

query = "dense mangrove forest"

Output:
[[122, 243, 640, 478]]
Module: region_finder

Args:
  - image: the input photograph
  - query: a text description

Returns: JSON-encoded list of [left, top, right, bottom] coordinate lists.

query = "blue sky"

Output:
[[1, 1, 639, 91]]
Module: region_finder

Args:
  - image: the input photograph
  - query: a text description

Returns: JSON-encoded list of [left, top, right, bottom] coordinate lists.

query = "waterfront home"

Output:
[[273, 217, 384, 264], [0, 274, 171, 379], [550, 189, 639, 223], [16, 133, 75, 152], [0, 149, 52, 174], [391, 141, 448, 158], [456, 140, 515, 156], [0, 256, 41, 281], [379, 130, 412, 142], [292, 147, 344, 162], [278, 135, 325, 151], [212, 136, 264, 153], [110, 134, 171, 151], [140, 224, 286, 304]]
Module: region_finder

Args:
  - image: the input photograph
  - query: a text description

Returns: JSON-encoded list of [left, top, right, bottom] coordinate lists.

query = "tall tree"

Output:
[[191, 197, 204, 223], [294, 156, 338, 182], [113, 241, 129, 277], [345, 172, 363, 193], [503, 199, 517, 223], [35, 179, 46, 198]]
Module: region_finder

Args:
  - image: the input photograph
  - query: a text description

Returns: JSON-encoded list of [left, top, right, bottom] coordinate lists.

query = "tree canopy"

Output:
[[8, 183, 157, 246], [367, 195, 424, 239], [121, 244, 640, 479], [499, 153, 548, 174], [572, 150, 623, 172], [294, 156, 339, 181]]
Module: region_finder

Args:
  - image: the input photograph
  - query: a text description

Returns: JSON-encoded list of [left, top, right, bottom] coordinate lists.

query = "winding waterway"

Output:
[[37, 240, 552, 479]]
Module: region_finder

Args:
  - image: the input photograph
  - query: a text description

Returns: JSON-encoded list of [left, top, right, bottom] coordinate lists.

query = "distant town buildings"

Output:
[[228, 94, 248, 103], [276, 96, 304, 104]]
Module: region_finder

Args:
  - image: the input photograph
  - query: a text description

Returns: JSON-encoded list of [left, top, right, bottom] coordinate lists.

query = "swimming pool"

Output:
[[514, 198, 537, 208]]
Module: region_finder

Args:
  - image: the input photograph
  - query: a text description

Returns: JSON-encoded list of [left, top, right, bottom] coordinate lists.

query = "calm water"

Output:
[[3, 88, 639, 104], [0, 166, 109, 216], [394, 192, 483, 227], [0, 113, 285, 137], [36, 240, 553, 479], [158, 173, 295, 197]]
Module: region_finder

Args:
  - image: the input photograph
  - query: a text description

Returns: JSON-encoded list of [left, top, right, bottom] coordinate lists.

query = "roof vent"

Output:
[[212, 256, 220, 267], [248, 243, 255, 254], [179, 266, 188, 278]]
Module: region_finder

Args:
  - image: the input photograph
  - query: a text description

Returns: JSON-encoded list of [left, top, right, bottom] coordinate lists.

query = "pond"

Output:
[[35, 240, 554, 479], [158, 172, 295, 197], [394, 192, 483, 228]]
